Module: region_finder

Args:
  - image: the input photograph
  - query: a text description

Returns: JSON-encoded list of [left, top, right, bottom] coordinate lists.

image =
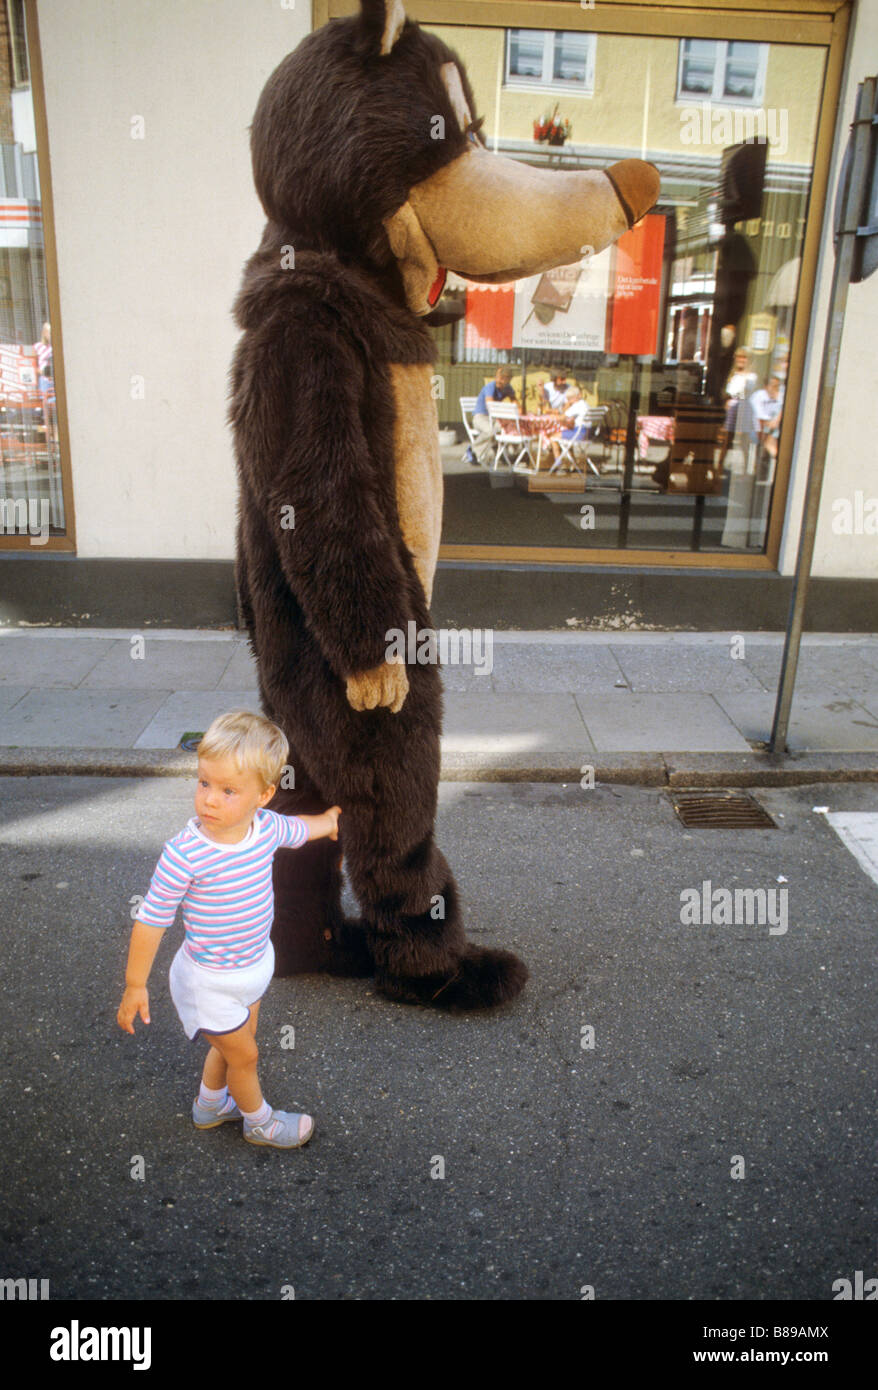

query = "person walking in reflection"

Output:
[[34, 322, 56, 451]]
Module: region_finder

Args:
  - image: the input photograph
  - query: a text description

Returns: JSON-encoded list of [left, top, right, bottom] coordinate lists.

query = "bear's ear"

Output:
[[358, 0, 407, 57], [383, 201, 440, 316]]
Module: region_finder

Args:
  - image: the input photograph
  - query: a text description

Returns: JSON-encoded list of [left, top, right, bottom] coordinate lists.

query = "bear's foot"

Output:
[[376, 944, 528, 1012]]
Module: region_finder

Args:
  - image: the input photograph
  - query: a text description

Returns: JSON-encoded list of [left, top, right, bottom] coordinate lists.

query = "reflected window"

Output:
[[677, 40, 767, 105], [506, 30, 595, 94], [423, 21, 825, 559]]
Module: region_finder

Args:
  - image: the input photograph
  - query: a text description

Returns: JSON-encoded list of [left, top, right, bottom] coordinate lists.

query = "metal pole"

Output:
[[769, 78, 876, 753]]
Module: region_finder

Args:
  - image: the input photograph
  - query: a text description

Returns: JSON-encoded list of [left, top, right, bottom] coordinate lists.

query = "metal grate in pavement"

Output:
[[668, 789, 777, 829]]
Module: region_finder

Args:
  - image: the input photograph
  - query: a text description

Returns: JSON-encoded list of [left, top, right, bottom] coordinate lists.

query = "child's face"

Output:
[[195, 755, 275, 843]]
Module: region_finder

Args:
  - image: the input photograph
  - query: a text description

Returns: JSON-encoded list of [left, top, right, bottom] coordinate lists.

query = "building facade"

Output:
[[0, 0, 875, 630]]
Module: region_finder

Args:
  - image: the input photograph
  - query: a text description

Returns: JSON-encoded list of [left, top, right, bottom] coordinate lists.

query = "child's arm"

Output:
[[117, 920, 166, 1033], [269, 805, 341, 850], [299, 806, 341, 842]]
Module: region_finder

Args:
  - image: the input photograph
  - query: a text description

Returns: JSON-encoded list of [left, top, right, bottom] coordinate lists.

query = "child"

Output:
[[117, 710, 341, 1150]]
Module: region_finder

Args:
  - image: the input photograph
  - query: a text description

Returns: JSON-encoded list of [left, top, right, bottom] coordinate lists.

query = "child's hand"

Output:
[[326, 806, 341, 841], [117, 985, 150, 1034]]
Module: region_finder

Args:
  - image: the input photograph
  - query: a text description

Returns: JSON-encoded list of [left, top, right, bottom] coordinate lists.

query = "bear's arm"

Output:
[[234, 317, 416, 682]]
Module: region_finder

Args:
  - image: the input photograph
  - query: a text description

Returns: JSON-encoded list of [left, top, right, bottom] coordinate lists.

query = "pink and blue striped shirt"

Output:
[[137, 808, 309, 970]]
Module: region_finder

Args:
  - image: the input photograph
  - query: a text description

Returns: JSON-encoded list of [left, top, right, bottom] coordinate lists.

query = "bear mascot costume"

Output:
[[230, 0, 659, 1009]]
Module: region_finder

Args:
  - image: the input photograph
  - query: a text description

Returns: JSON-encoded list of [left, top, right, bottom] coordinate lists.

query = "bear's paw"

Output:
[[346, 660, 410, 713]]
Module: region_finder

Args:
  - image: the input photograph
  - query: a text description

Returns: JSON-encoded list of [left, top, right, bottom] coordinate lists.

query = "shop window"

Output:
[[505, 30, 595, 95], [677, 40, 767, 106], [425, 19, 826, 561]]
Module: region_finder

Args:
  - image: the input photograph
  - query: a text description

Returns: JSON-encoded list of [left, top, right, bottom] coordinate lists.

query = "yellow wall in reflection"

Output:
[[429, 26, 824, 166]]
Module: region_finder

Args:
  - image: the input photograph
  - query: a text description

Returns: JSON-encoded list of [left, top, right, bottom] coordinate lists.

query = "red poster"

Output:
[[609, 215, 665, 356], [464, 281, 515, 351]]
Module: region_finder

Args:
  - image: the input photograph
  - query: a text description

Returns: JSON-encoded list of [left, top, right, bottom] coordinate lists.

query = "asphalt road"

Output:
[[1, 775, 876, 1303]]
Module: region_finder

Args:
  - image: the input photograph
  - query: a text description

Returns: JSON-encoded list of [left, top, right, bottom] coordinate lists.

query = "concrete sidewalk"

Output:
[[1, 627, 878, 784]]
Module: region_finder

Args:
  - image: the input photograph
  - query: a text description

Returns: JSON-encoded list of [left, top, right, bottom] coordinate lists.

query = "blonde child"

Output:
[[117, 710, 340, 1150]]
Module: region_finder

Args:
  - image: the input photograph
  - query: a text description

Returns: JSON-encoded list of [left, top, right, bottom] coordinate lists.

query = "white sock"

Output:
[[242, 1099, 273, 1129], [199, 1083, 228, 1108]]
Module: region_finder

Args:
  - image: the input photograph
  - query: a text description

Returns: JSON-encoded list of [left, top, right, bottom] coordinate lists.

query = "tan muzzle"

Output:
[[384, 147, 660, 315]]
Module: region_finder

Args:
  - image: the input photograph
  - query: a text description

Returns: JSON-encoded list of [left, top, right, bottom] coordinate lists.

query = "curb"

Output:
[[2, 747, 878, 786]]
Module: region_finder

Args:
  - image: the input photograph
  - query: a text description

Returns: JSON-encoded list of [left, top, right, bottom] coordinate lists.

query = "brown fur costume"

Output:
[[230, 0, 659, 1009]]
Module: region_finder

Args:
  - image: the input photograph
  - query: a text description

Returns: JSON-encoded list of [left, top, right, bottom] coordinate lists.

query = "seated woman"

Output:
[[548, 388, 591, 470]]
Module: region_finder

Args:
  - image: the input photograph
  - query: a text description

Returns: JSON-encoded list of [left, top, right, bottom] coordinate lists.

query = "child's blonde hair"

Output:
[[197, 710, 289, 789]]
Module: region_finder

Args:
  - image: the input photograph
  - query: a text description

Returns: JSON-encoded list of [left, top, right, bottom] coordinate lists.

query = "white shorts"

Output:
[[168, 942, 275, 1041]]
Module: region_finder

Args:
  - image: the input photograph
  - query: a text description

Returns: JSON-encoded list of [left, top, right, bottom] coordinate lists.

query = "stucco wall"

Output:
[[37, 0, 309, 559]]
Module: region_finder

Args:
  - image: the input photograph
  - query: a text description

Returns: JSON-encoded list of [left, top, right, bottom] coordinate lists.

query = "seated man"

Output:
[[541, 370, 571, 412], [751, 375, 784, 460], [464, 366, 517, 465]]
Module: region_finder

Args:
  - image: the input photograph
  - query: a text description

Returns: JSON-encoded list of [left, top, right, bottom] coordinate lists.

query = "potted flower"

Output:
[[533, 105, 572, 147]]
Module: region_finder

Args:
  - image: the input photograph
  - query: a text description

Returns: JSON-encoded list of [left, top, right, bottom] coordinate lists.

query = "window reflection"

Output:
[[427, 24, 823, 556]]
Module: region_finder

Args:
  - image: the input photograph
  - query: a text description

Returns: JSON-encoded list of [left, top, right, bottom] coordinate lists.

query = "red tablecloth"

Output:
[[501, 412, 564, 438]]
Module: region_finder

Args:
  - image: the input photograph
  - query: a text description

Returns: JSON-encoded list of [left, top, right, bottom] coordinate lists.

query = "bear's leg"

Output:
[[367, 864, 529, 1011], [268, 762, 374, 980], [337, 679, 528, 1010]]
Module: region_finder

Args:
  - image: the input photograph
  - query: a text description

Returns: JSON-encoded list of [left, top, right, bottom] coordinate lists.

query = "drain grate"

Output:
[[669, 789, 777, 829], [179, 731, 204, 752]]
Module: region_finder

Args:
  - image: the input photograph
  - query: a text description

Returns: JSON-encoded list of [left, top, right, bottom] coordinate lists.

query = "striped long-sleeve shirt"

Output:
[[137, 808, 309, 969]]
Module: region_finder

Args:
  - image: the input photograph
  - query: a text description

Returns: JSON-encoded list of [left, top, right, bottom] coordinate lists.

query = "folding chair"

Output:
[[487, 399, 536, 472], [549, 406, 614, 484], [459, 397, 494, 467]]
